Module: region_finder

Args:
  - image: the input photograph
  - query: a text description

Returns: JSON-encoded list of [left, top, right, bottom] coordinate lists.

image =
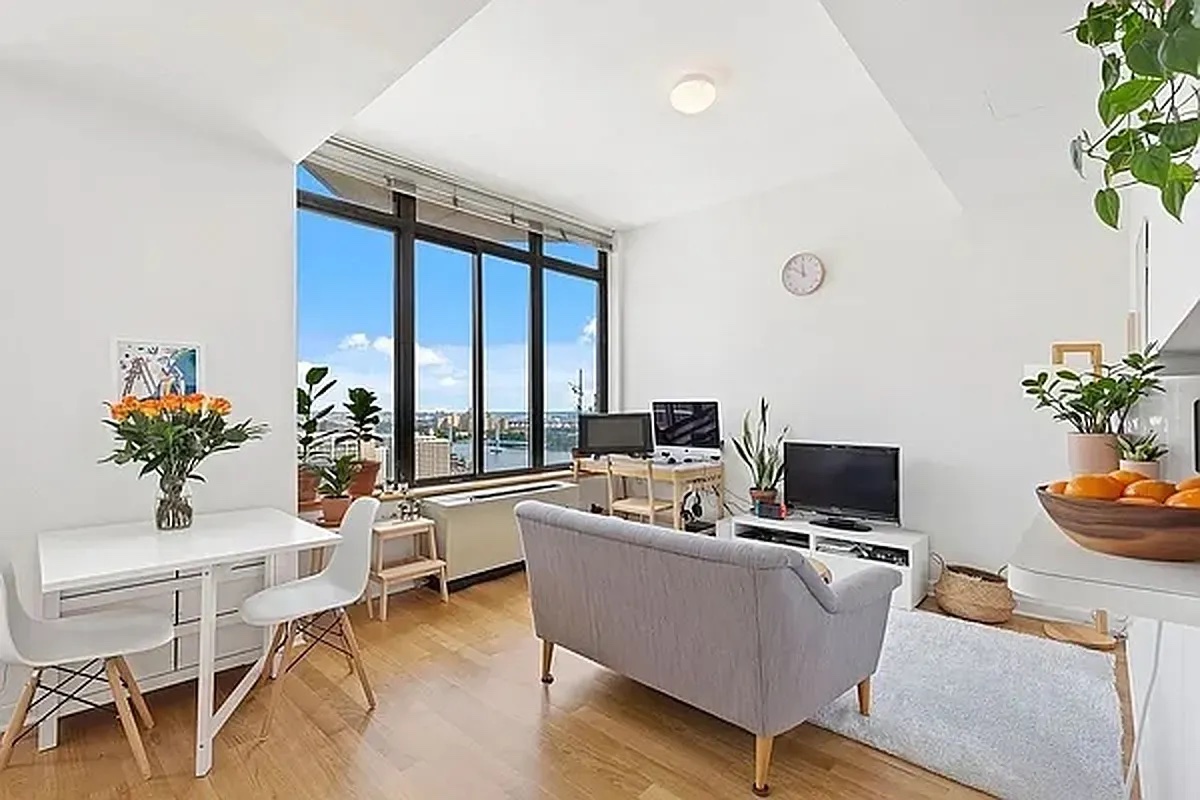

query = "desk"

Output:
[[38, 508, 339, 777], [1008, 515, 1200, 628], [573, 455, 725, 530]]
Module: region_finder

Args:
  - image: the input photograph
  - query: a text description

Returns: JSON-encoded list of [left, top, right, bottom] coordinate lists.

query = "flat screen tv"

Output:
[[577, 413, 654, 456], [652, 400, 721, 456], [783, 442, 900, 531]]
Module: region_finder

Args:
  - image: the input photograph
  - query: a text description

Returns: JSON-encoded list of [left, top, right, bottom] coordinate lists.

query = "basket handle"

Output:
[[930, 552, 945, 580]]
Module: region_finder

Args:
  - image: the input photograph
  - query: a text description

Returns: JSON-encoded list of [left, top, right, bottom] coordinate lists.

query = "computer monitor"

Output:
[[577, 413, 654, 456], [783, 442, 900, 531], [652, 401, 721, 459]]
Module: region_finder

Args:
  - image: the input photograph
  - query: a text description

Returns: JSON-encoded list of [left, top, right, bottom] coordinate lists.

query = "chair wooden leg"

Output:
[[113, 656, 154, 730], [104, 659, 151, 780], [439, 568, 450, 603], [753, 734, 774, 796], [339, 609, 377, 710], [540, 639, 555, 685], [379, 581, 389, 622], [257, 623, 287, 690], [0, 669, 40, 771], [260, 620, 296, 739], [857, 676, 872, 717], [365, 583, 375, 620]]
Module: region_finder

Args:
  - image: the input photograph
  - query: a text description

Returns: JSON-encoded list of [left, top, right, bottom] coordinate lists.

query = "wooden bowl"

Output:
[[1037, 487, 1200, 561]]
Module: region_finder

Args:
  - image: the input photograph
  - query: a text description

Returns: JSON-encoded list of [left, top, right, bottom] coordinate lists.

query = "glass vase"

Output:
[[156, 476, 194, 531]]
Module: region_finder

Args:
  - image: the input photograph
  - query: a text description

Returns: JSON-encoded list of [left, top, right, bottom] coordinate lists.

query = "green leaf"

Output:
[[304, 365, 329, 386], [1095, 188, 1121, 229], [1102, 53, 1122, 89], [1166, 0, 1196, 31], [1131, 143, 1173, 187], [1160, 119, 1200, 152], [1162, 25, 1200, 77], [1106, 149, 1133, 181], [1106, 129, 1141, 152], [1162, 162, 1196, 220], [1099, 79, 1163, 126], [1124, 25, 1167, 77]]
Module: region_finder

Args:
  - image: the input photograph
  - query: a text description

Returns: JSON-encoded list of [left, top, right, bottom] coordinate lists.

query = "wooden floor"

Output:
[[0, 573, 1134, 800]]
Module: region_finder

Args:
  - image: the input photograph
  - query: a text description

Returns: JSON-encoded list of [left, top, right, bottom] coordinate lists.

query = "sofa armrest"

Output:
[[825, 567, 902, 614]]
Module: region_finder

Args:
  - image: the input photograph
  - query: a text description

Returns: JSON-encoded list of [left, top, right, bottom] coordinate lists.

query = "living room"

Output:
[[0, 1, 1197, 798]]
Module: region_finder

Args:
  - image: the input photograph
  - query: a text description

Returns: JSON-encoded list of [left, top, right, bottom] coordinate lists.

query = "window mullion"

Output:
[[530, 233, 546, 469], [471, 248, 485, 477]]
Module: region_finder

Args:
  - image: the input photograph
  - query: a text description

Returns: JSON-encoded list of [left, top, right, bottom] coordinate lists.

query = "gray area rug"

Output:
[[811, 610, 1123, 800]]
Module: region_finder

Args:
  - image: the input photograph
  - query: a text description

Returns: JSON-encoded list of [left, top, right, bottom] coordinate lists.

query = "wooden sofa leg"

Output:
[[540, 640, 555, 684], [752, 734, 774, 796], [857, 677, 872, 716]]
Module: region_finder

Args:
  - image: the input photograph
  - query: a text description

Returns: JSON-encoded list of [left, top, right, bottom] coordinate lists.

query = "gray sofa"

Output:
[[514, 501, 901, 796]]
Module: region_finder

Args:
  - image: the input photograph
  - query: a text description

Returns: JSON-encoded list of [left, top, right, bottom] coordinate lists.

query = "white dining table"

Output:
[[37, 507, 339, 777]]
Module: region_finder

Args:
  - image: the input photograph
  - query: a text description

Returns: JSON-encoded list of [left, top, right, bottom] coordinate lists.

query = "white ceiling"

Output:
[[819, 0, 1101, 210], [0, 0, 489, 161], [342, 0, 941, 229]]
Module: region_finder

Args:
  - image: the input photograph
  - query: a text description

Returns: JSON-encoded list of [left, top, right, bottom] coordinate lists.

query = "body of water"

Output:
[[451, 441, 572, 472]]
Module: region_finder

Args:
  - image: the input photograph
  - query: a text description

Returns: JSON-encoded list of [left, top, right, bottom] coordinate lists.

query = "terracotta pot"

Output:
[[749, 488, 778, 504], [348, 459, 381, 497], [297, 467, 320, 503], [1119, 459, 1161, 480], [1066, 433, 1118, 476], [321, 496, 351, 526]]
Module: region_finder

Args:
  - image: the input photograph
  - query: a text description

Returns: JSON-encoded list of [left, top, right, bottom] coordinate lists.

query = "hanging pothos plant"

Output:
[[1071, 0, 1200, 229]]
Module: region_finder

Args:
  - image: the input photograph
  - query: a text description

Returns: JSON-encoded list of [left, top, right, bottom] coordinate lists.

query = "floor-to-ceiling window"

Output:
[[296, 164, 609, 487]]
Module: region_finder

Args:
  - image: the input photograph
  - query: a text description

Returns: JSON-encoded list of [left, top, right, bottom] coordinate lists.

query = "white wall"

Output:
[[618, 154, 1128, 570], [0, 74, 295, 557]]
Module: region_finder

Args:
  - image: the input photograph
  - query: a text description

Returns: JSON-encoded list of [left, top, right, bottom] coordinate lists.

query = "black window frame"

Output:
[[297, 183, 608, 488]]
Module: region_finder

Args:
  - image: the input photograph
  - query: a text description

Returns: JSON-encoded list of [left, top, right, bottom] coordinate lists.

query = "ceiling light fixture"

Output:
[[670, 74, 717, 115]]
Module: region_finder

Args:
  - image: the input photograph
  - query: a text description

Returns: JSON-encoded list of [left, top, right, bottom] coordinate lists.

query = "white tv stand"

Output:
[[724, 515, 929, 610]]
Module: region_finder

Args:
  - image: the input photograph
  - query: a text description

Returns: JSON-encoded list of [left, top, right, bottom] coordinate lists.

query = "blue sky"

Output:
[[296, 167, 598, 412]]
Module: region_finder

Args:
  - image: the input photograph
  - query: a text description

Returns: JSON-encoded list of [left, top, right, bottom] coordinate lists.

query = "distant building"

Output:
[[416, 435, 451, 479]]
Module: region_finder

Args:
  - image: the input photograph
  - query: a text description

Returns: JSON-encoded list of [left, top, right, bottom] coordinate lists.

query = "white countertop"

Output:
[[39, 507, 339, 593], [1008, 514, 1200, 627]]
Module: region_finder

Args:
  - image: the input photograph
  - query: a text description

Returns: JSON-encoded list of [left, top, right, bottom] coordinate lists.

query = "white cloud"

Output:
[[417, 345, 448, 368], [338, 333, 371, 351], [372, 336, 393, 356], [438, 376, 460, 388], [579, 316, 597, 344]]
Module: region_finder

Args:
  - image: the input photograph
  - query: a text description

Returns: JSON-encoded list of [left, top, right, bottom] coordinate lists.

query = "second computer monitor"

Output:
[[652, 400, 721, 460]]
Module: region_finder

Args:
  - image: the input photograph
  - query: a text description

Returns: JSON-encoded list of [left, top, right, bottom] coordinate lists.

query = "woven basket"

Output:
[[931, 553, 1015, 624]]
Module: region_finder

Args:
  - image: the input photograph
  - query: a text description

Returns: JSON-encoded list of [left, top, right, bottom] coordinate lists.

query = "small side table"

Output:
[[366, 517, 448, 621]]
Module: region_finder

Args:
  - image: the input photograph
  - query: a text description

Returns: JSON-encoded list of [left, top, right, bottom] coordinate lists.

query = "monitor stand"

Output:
[[810, 516, 873, 533]]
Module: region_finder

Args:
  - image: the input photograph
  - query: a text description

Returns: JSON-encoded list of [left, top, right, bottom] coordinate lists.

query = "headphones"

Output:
[[679, 490, 704, 525]]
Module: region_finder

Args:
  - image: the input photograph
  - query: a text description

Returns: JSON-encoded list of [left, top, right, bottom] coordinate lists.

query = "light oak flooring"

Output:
[[0, 573, 1134, 800]]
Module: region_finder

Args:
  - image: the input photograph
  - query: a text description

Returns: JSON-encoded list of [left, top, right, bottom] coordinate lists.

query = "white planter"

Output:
[[1119, 459, 1161, 480], [1066, 433, 1119, 476]]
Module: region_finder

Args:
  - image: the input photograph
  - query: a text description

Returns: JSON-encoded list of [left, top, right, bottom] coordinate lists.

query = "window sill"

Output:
[[379, 469, 575, 502]]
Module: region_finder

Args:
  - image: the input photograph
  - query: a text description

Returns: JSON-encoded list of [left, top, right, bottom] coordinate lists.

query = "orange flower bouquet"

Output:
[[102, 394, 269, 530]]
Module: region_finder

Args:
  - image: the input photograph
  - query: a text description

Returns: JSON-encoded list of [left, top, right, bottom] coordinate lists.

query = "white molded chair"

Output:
[[0, 564, 173, 779], [240, 496, 379, 738]]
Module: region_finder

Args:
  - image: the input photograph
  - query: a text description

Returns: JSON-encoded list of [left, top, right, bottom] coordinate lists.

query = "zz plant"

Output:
[[1071, 0, 1200, 228]]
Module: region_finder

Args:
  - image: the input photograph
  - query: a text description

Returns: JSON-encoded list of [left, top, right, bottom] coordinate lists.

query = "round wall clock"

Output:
[[781, 252, 825, 296]]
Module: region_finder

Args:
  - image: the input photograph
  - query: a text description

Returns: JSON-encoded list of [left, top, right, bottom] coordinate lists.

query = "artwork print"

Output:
[[115, 340, 201, 399]]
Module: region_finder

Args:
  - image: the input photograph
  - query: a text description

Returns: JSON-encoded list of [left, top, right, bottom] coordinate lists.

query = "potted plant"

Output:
[[731, 398, 788, 504], [102, 393, 268, 530], [1022, 343, 1163, 475], [318, 454, 361, 525], [339, 387, 383, 497], [297, 365, 337, 503], [1117, 432, 1169, 480]]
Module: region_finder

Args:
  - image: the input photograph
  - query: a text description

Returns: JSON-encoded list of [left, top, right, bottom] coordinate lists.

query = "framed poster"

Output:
[[114, 340, 201, 399]]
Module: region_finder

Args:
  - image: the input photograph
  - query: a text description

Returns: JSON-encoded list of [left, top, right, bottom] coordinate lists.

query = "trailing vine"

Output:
[[1071, 0, 1200, 228]]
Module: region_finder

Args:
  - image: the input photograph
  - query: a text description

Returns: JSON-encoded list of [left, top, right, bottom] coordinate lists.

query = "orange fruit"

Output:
[[1109, 469, 1150, 486], [1177, 476, 1200, 492], [1064, 474, 1125, 501], [1123, 480, 1178, 504], [1166, 488, 1200, 508], [1046, 480, 1068, 495], [1116, 496, 1160, 506]]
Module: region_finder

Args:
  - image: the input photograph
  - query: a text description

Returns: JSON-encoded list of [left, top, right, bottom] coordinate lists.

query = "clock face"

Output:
[[781, 252, 825, 296]]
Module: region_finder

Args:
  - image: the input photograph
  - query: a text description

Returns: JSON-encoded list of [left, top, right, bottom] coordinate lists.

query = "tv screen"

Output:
[[784, 442, 900, 523], [577, 413, 654, 456], [652, 401, 721, 450]]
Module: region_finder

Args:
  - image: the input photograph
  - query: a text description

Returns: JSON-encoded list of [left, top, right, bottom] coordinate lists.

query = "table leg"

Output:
[[672, 477, 683, 530], [717, 468, 726, 520], [37, 591, 61, 751], [195, 566, 218, 777]]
